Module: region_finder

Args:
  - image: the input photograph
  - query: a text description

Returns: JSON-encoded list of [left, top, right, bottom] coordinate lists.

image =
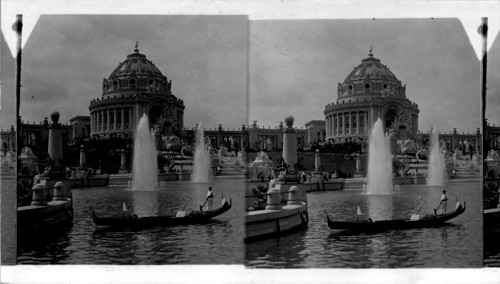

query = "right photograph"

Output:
[[483, 18, 500, 267], [244, 18, 483, 268]]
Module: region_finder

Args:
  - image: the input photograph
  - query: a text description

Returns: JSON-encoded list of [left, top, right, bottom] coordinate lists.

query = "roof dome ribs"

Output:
[[103, 43, 172, 96]]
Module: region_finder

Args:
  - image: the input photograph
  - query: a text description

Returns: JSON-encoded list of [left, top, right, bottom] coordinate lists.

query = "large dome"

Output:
[[108, 49, 165, 79], [101, 44, 172, 97], [343, 53, 399, 84], [336, 49, 406, 103]]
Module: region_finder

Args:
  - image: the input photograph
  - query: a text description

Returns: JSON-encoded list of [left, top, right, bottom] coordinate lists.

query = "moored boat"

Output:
[[327, 202, 466, 231], [91, 199, 231, 229]]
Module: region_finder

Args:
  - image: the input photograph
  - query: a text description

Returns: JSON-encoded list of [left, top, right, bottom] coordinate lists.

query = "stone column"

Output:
[[328, 116, 331, 138], [79, 145, 86, 166], [314, 149, 321, 172], [101, 110, 104, 131], [121, 108, 125, 130], [356, 112, 360, 134], [96, 111, 100, 132], [90, 113, 93, 134], [326, 116, 329, 138], [365, 111, 369, 134], [330, 115, 334, 137], [113, 108, 117, 131], [336, 113, 340, 136], [106, 109, 110, 131], [347, 112, 354, 135], [282, 116, 297, 172], [335, 114, 339, 136], [48, 111, 64, 178], [342, 113, 346, 136]]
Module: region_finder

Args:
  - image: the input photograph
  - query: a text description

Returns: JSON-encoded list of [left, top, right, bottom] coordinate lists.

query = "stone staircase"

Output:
[[217, 156, 246, 179], [452, 162, 481, 181]]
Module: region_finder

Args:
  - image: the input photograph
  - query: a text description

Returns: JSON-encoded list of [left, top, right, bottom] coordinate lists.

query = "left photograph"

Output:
[[2, 15, 248, 264]]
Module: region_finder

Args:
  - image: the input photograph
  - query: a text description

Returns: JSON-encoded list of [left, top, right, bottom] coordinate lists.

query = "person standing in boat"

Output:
[[440, 190, 448, 214], [205, 187, 215, 211]]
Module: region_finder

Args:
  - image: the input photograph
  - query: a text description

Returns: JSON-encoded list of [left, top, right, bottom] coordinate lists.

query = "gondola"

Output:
[[91, 199, 231, 229], [327, 202, 466, 231]]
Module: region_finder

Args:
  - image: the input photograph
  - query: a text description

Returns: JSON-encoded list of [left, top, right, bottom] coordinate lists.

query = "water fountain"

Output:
[[427, 126, 447, 186], [366, 118, 393, 195], [131, 114, 158, 191], [192, 122, 212, 182]]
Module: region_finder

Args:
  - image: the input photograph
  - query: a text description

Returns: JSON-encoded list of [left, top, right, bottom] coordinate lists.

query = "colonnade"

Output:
[[91, 107, 134, 134], [325, 110, 368, 138]]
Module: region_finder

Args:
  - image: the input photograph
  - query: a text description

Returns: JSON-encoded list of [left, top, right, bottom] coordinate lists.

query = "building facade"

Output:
[[486, 123, 500, 151], [69, 116, 91, 140], [16, 117, 71, 158], [190, 121, 309, 152], [305, 120, 326, 143], [324, 49, 420, 144], [89, 45, 185, 139]]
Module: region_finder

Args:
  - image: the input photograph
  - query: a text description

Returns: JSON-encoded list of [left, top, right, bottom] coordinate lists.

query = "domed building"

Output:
[[89, 44, 185, 138], [324, 48, 420, 144]]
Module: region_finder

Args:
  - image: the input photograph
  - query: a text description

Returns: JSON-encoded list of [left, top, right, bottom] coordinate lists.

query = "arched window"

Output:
[[113, 81, 118, 91], [130, 79, 136, 89]]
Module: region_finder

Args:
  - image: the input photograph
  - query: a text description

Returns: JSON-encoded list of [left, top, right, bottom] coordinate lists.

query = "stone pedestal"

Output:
[[118, 150, 129, 174], [47, 112, 65, 178], [53, 181, 69, 201], [287, 186, 301, 205], [282, 116, 297, 172], [31, 184, 47, 206], [266, 187, 282, 210], [42, 179, 72, 199], [354, 154, 364, 178]]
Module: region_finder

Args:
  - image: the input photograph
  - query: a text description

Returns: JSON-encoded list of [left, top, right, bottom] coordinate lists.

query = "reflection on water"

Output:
[[246, 182, 482, 268], [17, 180, 244, 264]]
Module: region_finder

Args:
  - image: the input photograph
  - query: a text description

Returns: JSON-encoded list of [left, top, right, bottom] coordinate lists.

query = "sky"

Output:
[[1, 15, 248, 131], [2, 16, 500, 134], [249, 18, 500, 133]]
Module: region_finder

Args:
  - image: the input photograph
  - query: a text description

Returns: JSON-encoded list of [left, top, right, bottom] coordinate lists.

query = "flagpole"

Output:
[[480, 18, 487, 167], [13, 15, 23, 155]]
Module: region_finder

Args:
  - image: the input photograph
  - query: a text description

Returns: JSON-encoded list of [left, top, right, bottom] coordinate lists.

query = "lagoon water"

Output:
[[246, 182, 482, 268], [17, 180, 244, 264]]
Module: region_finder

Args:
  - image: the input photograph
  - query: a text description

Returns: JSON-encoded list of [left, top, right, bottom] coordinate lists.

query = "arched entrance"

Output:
[[384, 109, 398, 129], [148, 105, 164, 128]]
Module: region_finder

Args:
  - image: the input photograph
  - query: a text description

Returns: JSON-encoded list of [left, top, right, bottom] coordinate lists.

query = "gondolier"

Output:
[[440, 190, 448, 214], [205, 187, 215, 211]]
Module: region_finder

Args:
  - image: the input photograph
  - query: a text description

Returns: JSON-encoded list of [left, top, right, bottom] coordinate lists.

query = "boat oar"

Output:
[[200, 198, 208, 212], [434, 201, 443, 215]]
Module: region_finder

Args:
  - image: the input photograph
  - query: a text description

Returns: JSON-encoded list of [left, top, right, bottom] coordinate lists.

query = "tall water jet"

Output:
[[427, 126, 447, 186], [366, 118, 393, 195], [131, 114, 158, 191], [192, 122, 212, 182]]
